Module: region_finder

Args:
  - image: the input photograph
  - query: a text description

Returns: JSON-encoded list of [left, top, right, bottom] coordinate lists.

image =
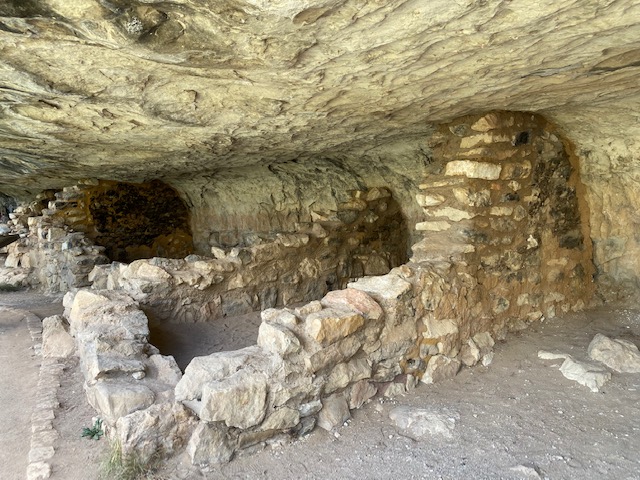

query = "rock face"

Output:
[[0, 1, 639, 294]]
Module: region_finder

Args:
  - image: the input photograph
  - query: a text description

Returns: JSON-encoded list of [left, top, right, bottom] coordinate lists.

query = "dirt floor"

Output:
[[1, 290, 639, 480]]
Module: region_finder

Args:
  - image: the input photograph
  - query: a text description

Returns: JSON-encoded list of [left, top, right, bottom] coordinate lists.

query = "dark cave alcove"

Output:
[[85, 180, 194, 263]]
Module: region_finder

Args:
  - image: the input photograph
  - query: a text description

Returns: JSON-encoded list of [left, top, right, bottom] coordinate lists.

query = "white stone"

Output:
[[538, 350, 570, 361], [415, 221, 452, 231], [257, 321, 301, 357], [117, 403, 196, 464], [259, 407, 300, 431], [588, 334, 640, 373], [460, 338, 481, 367], [42, 315, 75, 358], [147, 354, 182, 385], [472, 332, 495, 357], [210, 246, 227, 259], [415, 193, 445, 207], [445, 161, 502, 180], [175, 346, 266, 402], [187, 422, 234, 466], [27, 462, 51, 480], [460, 133, 511, 149], [261, 308, 299, 327], [85, 382, 155, 423], [389, 406, 456, 439], [426, 207, 475, 222], [559, 357, 611, 392]]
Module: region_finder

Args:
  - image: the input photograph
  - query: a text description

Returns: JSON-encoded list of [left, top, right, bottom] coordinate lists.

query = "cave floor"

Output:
[[1, 290, 639, 480]]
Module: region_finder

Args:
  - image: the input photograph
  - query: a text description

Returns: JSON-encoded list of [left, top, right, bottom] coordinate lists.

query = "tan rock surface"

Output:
[[1, 1, 640, 292]]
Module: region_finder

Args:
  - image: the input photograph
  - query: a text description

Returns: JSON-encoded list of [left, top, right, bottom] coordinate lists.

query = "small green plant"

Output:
[[82, 418, 104, 440]]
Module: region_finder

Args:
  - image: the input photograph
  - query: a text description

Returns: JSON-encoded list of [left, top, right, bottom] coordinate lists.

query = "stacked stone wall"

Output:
[[413, 111, 594, 340], [89, 187, 409, 323], [4, 201, 109, 293]]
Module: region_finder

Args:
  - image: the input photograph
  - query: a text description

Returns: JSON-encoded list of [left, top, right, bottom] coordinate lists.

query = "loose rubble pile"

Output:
[[539, 332, 640, 392]]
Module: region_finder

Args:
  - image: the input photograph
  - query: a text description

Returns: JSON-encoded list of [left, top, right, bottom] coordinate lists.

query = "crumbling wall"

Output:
[[413, 111, 594, 337], [49, 180, 194, 262], [58, 111, 597, 467], [90, 187, 410, 322], [4, 202, 109, 293]]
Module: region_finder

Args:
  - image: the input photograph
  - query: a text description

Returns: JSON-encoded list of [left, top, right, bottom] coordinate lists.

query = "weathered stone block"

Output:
[[320, 288, 383, 320], [42, 315, 75, 358], [415, 221, 451, 231], [348, 380, 378, 409], [117, 403, 196, 464], [421, 355, 461, 384], [460, 338, 481, 367], [257, 321, 301, 357], [317, 393, 350, 431], [259, 407, 300, 431], [348, 273, 412, 326], [85, 381, 155, 423], [588, 334, 640, 373], [305, 308, 365, 346], [304, 335, 362, 373], [175, 346, 266, 402], [261, 308, 299, 327], [559, 357, 611, 393], [422, 316, 459, 357], [187, 422, 235, 466], [324, 357, 372, 394], [426, 207, 475, 222], [146, 354, 182, 385], [416, 193, 445, 207], [199, 370, 268, 429], [445, 160, 502, 180]]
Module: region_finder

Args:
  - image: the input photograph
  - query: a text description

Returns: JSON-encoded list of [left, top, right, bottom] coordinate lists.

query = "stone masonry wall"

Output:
[[89, 187, 409, 323], [4, 200, 109, 293], [413, 111, 594, 338], [58, 111, 597, 467]]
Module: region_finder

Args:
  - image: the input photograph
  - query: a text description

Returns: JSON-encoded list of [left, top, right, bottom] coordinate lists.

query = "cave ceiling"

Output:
[[1, 0, 639, 197]]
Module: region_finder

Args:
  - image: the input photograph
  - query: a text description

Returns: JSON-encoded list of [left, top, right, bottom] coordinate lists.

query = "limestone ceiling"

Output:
[[1, 0, 639, 197]]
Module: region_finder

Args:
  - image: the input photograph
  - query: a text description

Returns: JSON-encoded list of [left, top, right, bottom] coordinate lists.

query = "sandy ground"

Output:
[[1, 290, 639, 480]]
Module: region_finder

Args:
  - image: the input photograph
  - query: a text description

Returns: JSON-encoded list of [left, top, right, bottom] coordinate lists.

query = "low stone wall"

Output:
[[88, 187, 409, 323], [62, 289, 195, 462], [62, 264, 498, 465]]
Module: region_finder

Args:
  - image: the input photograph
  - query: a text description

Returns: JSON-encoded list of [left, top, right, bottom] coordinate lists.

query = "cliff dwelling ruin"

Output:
[[1, 1, 640, 479]]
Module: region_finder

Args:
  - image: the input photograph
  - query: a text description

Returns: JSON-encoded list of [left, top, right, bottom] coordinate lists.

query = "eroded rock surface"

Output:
[[1, 1, 639, 295]]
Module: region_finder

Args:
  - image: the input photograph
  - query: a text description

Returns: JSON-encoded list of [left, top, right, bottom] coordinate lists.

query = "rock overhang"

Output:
[[1, 0, 640, 197]]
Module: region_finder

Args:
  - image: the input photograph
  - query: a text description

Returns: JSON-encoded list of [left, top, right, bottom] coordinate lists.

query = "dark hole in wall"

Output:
[[514, 131, 530, 146], [86, 180, 194, 263]]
